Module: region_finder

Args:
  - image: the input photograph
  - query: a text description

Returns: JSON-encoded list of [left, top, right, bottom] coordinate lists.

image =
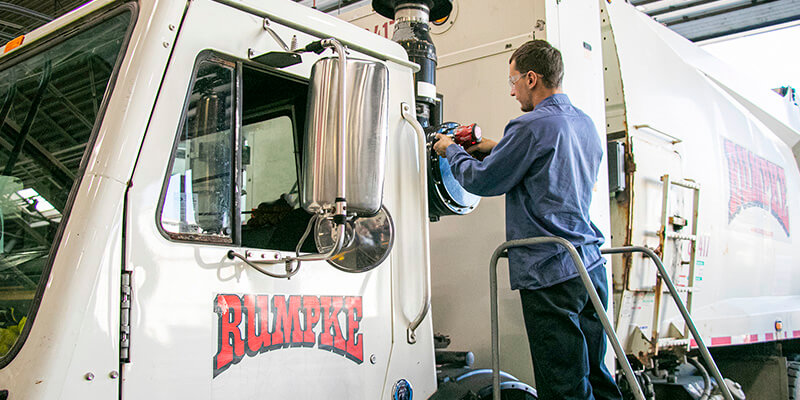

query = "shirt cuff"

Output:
[[445, 143, 466, 159]]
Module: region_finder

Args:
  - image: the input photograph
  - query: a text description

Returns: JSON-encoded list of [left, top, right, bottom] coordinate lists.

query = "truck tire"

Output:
[[789, 361, 800, 400]]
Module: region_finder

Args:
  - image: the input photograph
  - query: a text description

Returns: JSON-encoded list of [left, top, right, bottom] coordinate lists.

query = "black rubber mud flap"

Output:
[[789, 360, 800, 400], [428, 381, 479, 400]]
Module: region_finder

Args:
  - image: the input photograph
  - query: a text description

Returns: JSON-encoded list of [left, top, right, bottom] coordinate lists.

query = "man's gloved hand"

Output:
[[433, 133, 455, 157], [466, 138, 497, 155]]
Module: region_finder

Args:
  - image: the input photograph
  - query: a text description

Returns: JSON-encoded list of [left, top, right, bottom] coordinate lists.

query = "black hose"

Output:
[[640, 372, 655, 400], [688, 357, 712, 400], [299, 40, 325, 54]]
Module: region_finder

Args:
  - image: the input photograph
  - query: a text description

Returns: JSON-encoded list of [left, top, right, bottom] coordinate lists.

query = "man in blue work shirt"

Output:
[[433, 40, 622, 400]]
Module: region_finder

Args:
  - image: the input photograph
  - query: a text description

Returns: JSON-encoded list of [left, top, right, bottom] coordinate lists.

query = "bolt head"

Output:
[[370, 354, 377, 364], [109, 371, 119, 379], [84, 372, 95, 381], [168, 24, 176, 31]]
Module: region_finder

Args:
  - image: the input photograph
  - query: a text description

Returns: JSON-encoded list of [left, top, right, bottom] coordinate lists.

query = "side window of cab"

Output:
[[0, 7, 134, 364], [159, 53, 314, 252]]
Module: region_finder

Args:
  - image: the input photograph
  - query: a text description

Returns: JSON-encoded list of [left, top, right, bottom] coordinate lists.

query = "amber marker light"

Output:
[[432, 15, 448, 26], [3, 35, 24, 54]]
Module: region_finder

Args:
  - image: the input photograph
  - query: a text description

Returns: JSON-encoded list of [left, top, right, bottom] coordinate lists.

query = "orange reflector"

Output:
[[4, 35, 24, 54], [432, 16, 449, 26]]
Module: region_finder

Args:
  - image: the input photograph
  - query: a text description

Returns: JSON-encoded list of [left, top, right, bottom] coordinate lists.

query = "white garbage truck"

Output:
[[0, 0, 799, 399], [343, 0, 800, 399]]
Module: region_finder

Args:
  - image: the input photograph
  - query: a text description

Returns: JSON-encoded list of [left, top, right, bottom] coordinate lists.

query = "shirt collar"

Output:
[[537, 93, 570, 108]]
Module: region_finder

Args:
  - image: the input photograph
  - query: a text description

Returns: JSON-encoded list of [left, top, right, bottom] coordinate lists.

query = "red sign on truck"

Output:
[[213, 294, 364, 377], [724, 139, 790, 236]]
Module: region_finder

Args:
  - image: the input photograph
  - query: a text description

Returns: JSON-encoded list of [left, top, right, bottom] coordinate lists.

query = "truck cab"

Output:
[[0, 0, 436, 398]]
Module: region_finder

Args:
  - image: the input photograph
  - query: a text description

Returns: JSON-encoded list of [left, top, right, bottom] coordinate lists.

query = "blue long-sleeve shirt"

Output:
[[445, 94, 605, 290]]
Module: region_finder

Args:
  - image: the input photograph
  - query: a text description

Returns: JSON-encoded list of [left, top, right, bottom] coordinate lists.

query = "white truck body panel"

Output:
[[603, 0, 800, 351], [0, 0, 436, 398]]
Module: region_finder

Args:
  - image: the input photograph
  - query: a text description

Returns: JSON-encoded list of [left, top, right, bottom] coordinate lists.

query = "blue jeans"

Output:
[[519, 265, 622, 400]]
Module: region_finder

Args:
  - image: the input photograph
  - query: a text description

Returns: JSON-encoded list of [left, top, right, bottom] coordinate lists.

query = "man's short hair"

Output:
[[509, 40, 563, 89]]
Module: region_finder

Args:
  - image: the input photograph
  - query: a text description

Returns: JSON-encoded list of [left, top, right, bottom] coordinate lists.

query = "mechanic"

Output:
[[432, 39, 622, 400]]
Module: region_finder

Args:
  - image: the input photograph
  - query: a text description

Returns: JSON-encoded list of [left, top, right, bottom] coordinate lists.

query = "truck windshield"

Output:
[[0, 10, 132, 358]]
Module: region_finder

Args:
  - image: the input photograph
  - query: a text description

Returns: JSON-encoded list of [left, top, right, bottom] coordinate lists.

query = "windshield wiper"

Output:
[[0, 83, 15, 135], [4, 61, 52, 176]]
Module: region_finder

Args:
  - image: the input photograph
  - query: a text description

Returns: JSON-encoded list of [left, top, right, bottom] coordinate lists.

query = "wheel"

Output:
[[789, 361, 800, 400]]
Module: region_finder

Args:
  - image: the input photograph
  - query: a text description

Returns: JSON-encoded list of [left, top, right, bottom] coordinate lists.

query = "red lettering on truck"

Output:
[[724, 139, 790, 236], [214, 294, 245, 375], [213, 294, 364, 377], [319, 296, 347, 354], [345, 296, 364, 363]]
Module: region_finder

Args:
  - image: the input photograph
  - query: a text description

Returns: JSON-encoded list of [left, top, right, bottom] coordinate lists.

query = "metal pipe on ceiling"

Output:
[[0, 2, 52, 22], [294, 0, 371, 14]]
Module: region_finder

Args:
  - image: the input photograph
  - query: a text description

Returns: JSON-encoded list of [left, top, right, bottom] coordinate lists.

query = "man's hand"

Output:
[[433, 133, 455, 157], [466, 138, 497, 155]]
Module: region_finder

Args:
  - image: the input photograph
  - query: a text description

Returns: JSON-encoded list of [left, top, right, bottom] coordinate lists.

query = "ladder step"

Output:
[[666, 232, 697, 241], [632, 286, 694, 294], [664, 286, 693, 293], [657, 338, 691, 348], [670, 180, 700, 190]]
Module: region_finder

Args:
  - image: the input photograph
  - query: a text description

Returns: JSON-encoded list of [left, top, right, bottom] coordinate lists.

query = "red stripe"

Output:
[[765, 333, 774, 341], [711, 337, 732, 346], [793, 330, 800, 338], [745, 334, 758, 343], [690, 339, 697, 348]]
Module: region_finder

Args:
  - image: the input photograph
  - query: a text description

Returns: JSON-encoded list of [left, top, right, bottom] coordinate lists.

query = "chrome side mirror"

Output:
[[302, 56, 389, 216], [301, 50, 392, 272]]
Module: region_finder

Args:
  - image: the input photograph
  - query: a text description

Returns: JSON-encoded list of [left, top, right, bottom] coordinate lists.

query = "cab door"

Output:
[[122, 1, 393, 398]]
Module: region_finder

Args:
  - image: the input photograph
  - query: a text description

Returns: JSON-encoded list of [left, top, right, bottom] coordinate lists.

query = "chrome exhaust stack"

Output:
[[373, 0, 481, 221], [372, 0, 452, 128]]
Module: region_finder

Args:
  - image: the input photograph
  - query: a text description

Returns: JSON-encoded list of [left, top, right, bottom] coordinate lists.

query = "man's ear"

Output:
[[526, 71, 537, 89]]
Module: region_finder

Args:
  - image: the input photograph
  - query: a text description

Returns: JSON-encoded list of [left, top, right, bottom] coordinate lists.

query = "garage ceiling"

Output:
[[630, 0, 800, 42], [1, 0, 800, 45], [294, 0, 800, 43], [0, 0, 86, 43]]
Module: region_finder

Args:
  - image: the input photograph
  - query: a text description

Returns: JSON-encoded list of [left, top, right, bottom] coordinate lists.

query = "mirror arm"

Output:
[[227, 250, 301, 279], [294, 220, 346, 262], [226, 218, 346, 278]]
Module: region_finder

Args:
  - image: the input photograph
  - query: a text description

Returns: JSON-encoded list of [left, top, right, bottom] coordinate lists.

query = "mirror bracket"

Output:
[[248, 18, 303, 69], [248, 48, 302, 68], [263, 17, 290, 51]]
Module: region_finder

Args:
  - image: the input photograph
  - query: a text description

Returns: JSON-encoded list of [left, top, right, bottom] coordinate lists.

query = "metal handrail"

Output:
[[401, 102, 432, 344], [489, 237, 645, 400], [602, 246, 733, 400]]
